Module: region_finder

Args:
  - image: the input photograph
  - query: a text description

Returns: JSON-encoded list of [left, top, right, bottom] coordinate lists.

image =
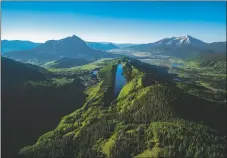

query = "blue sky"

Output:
[[2, 1, 226, 43]]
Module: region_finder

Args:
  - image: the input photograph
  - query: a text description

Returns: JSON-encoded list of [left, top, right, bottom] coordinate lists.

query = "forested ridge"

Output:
[[17, 57, 227, 158]]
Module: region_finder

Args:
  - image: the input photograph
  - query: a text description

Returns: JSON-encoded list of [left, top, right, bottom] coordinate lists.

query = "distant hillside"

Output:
[[86, 42, 119, 51], [127, 44, 205, 58], [3, 35, 119, 65], [124, 35, 226, 58], [1, 40, 41, 53], [1, 57, 86, 158], [206, 42, 226, 53]]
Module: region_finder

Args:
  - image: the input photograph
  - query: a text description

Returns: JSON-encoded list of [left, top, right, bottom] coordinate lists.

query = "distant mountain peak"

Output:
[[184, 34, 191, 38], [60, 35, 84, 41], [155, 35, 206, 46], [71, 35, 83, 40]]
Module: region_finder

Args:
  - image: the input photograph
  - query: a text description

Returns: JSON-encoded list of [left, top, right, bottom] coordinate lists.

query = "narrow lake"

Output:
[[114, 64, 126, 96], [92, 70, 98, 75], [171, 63, 184, 68]]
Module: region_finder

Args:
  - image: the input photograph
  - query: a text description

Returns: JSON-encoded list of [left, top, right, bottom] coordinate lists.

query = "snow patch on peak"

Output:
[[154, 35, 206, 46]]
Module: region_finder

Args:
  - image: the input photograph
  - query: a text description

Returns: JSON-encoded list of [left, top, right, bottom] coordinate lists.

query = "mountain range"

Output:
[[1, 40, 41, 54], [1, 40, 120, 53], [3, 35, 121, 65], [124, 35, 226, 58], [2, 35, 226, 65]]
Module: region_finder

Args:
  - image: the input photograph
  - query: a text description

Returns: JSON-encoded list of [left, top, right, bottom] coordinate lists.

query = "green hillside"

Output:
[[166, 53, 226, 100], [194, 52, 226, 73], [43, 57, 91, 68], [18, 57, 227, 158]]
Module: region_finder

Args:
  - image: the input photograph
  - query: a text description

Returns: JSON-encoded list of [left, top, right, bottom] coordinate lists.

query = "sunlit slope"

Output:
[[19, 57, 227, 158]]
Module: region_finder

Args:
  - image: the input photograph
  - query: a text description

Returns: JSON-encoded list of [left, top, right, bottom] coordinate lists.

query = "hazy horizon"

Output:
[[2, 34, 227, 45], [2, 1, 226, 43]]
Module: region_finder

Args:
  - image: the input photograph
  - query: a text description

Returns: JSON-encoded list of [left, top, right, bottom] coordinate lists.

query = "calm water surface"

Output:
[[114, 64, 126, 96], [171, 63, 184, 68]]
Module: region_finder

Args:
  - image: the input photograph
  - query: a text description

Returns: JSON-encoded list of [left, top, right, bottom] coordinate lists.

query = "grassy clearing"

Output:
[[47, 58, 114, 72]]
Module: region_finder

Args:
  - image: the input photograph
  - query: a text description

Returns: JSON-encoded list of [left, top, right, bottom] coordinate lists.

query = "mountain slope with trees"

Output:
[[18, 57, 227, 158], [1, 57, 87, 158]]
